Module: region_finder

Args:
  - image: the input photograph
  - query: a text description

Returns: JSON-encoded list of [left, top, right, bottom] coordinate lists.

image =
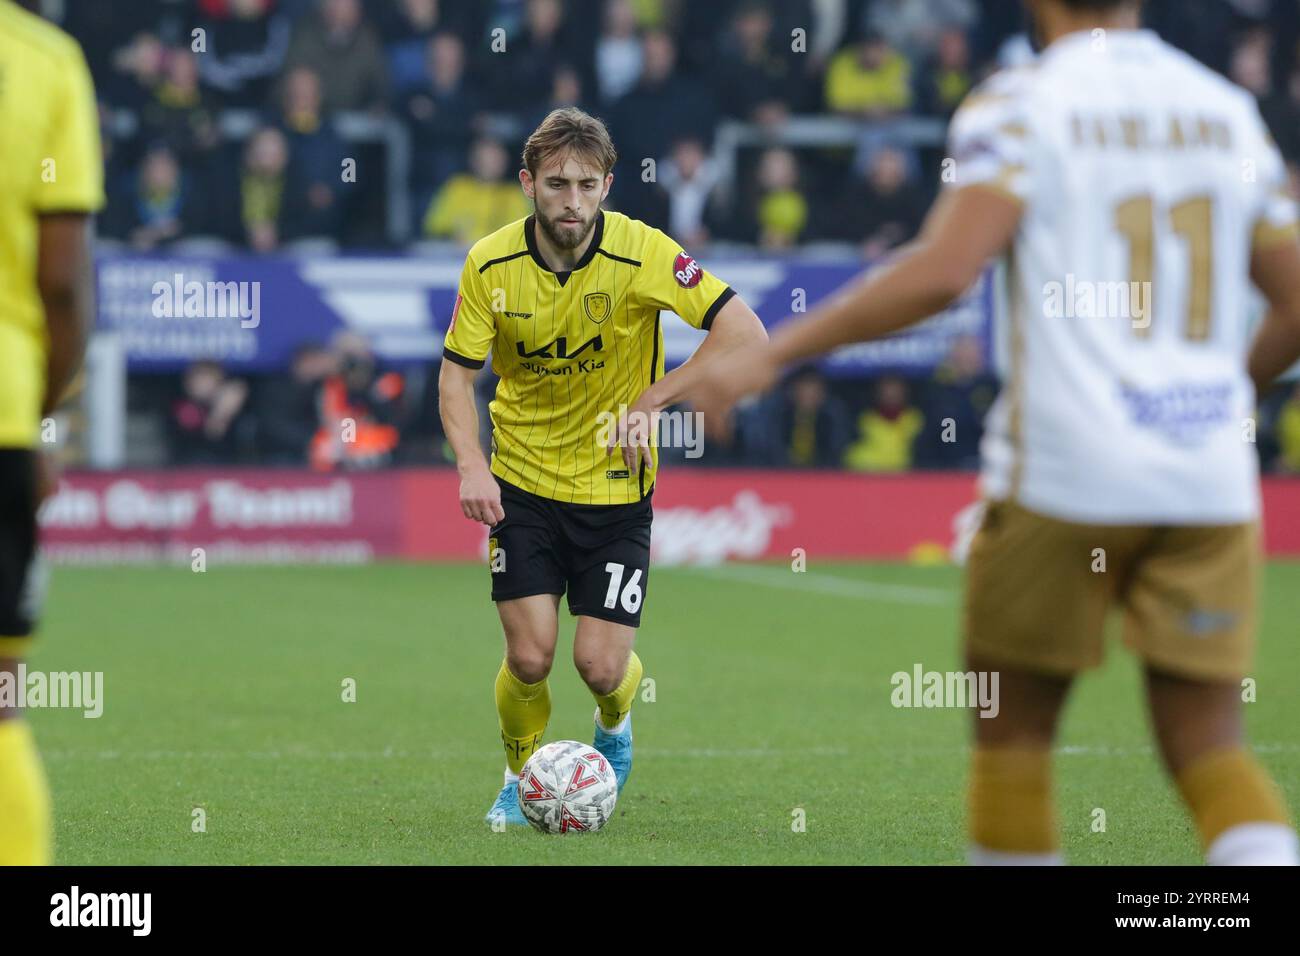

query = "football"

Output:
[[516, 741, 618, 834]]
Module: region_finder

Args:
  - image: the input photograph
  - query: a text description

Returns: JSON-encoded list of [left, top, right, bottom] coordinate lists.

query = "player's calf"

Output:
[[1146, 666, 1299, 865], [965, 656, 1073, 866]]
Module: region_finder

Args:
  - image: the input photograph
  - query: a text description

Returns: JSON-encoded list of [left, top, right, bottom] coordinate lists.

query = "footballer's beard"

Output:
[[535, 205, 595, 251]]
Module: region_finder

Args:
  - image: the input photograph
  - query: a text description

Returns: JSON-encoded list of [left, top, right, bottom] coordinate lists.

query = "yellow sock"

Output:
[[594, 651, 642, 730], [1175, 747, 1290, 848], [494, 661, 550, 776], [968, 746, 1057, 856], [0, 719, 52, 865]]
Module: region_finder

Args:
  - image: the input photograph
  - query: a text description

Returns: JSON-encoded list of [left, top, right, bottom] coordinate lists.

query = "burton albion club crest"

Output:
[[584, 292, 611, 324]]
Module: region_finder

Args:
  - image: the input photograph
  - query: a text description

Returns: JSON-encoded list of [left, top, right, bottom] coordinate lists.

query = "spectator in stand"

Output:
[[770, 366, 852, 468], [276, 66, 348, 241], [422, 138, 530, 243], [195, 0, 292, 109], [914, 335, 997, 470], [283, 0, 389, 113], [239, 126, 292, 251], [751, 147, 808, 250], [1275, 382, 1300, 474], [919, 27, 973, 118], [310, 333, 406, 471], [594, 0, 642, 105], [824, 32, 913, 118], [258, 343, 335, 464], [126, 145, 206, 250], [842, 146, 928, 258], [523, 62, 590, 132], [843, 375, 924, 472], [380, 0, 451, 96], [607, 29, 717, 220], [485, 0, 568, 113], [401, 31, 483, 222], [168, 361, 250, 465], [654, 137, 719, 249], [713, 1, 795, 126], [63, 0, 178, 105], [140, 48, 221, 159], [105, 30, 167, 110]]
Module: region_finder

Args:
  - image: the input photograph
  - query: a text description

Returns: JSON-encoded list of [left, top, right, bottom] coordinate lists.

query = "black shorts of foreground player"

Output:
[[436, 107, 766, 827], [489, 478, 653, 629]]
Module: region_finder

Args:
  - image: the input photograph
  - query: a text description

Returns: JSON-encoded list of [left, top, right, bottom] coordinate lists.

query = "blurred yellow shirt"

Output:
[[843, 408, 923, 472], [825, 48, 913, 113], [0, 3, 105, 447], [423, 176, 531, 244]]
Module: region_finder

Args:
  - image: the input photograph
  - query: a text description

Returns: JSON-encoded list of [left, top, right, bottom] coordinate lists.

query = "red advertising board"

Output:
[[36, 469, 1300, 563]]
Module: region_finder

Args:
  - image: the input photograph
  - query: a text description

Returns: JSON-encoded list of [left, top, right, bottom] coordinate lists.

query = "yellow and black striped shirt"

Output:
[[443, 210, 734, 504]]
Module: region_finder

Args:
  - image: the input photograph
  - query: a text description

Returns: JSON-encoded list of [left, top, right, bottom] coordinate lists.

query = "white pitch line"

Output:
[[679, 564, 955, 606], [47, 743, 1300, 762], [40, 745, 852, 762]]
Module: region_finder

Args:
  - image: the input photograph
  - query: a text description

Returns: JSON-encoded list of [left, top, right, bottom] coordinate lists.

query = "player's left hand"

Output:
[[606, 394, 659, 472]]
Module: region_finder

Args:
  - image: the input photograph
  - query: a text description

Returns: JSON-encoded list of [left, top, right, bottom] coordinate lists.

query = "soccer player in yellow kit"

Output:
[[438, 108, 766, 826], [0, 0, 104, 864]]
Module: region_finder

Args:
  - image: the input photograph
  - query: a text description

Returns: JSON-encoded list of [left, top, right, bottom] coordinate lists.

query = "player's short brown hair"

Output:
[[522, 107, 618, 178]]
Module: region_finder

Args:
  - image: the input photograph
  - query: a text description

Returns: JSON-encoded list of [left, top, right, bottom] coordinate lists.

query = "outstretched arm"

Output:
[[688, 186, 1022, 420]]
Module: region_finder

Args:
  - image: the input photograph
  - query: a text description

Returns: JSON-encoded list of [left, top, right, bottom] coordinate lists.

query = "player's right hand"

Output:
[[459, 464, 505, 526]]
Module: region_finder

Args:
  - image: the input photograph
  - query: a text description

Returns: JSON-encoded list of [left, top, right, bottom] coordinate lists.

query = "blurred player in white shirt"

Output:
[[691, 0, 1300, 865]]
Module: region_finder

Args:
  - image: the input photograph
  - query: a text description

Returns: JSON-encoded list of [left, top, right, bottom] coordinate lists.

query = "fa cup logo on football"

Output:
[[890, 665, 1000, 718]]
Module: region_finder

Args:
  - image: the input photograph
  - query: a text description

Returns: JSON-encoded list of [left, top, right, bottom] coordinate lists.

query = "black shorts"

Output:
[[0, 449, 40, 638], [488, 478, 652, 628]]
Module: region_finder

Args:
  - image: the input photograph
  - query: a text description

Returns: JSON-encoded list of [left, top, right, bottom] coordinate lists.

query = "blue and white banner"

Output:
[[96, 253, 994, 376]]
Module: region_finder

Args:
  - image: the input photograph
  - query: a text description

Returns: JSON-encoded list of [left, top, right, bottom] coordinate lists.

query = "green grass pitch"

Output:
[[29, 560, 1300, 865]]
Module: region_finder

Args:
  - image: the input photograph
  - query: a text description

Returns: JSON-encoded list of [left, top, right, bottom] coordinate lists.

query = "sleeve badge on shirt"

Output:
[[673, 251, 703, 289]]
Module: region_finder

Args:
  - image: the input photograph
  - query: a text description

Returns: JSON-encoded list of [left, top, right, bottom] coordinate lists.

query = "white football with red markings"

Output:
[[517, 740, 618, 834]]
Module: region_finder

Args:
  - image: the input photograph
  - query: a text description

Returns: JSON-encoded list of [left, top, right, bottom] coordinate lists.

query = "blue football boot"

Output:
[[485, 779, 528, 828], [592, 710, 633, 794]]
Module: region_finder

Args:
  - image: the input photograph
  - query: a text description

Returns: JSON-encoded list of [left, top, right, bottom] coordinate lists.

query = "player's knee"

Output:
[[506, 648, 553, 685], [574, 657, 621, 696]]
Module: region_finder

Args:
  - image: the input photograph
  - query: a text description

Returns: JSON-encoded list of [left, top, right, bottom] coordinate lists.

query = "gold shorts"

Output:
[[963, 499, 1258, 681]]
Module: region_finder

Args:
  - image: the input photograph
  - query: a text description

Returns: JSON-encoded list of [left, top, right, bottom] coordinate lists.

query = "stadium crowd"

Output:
[[46, 0, 1300, 471]]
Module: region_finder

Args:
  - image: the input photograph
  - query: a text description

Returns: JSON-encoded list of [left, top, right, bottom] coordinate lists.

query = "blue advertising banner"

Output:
[[96, 253, 993, 376]]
